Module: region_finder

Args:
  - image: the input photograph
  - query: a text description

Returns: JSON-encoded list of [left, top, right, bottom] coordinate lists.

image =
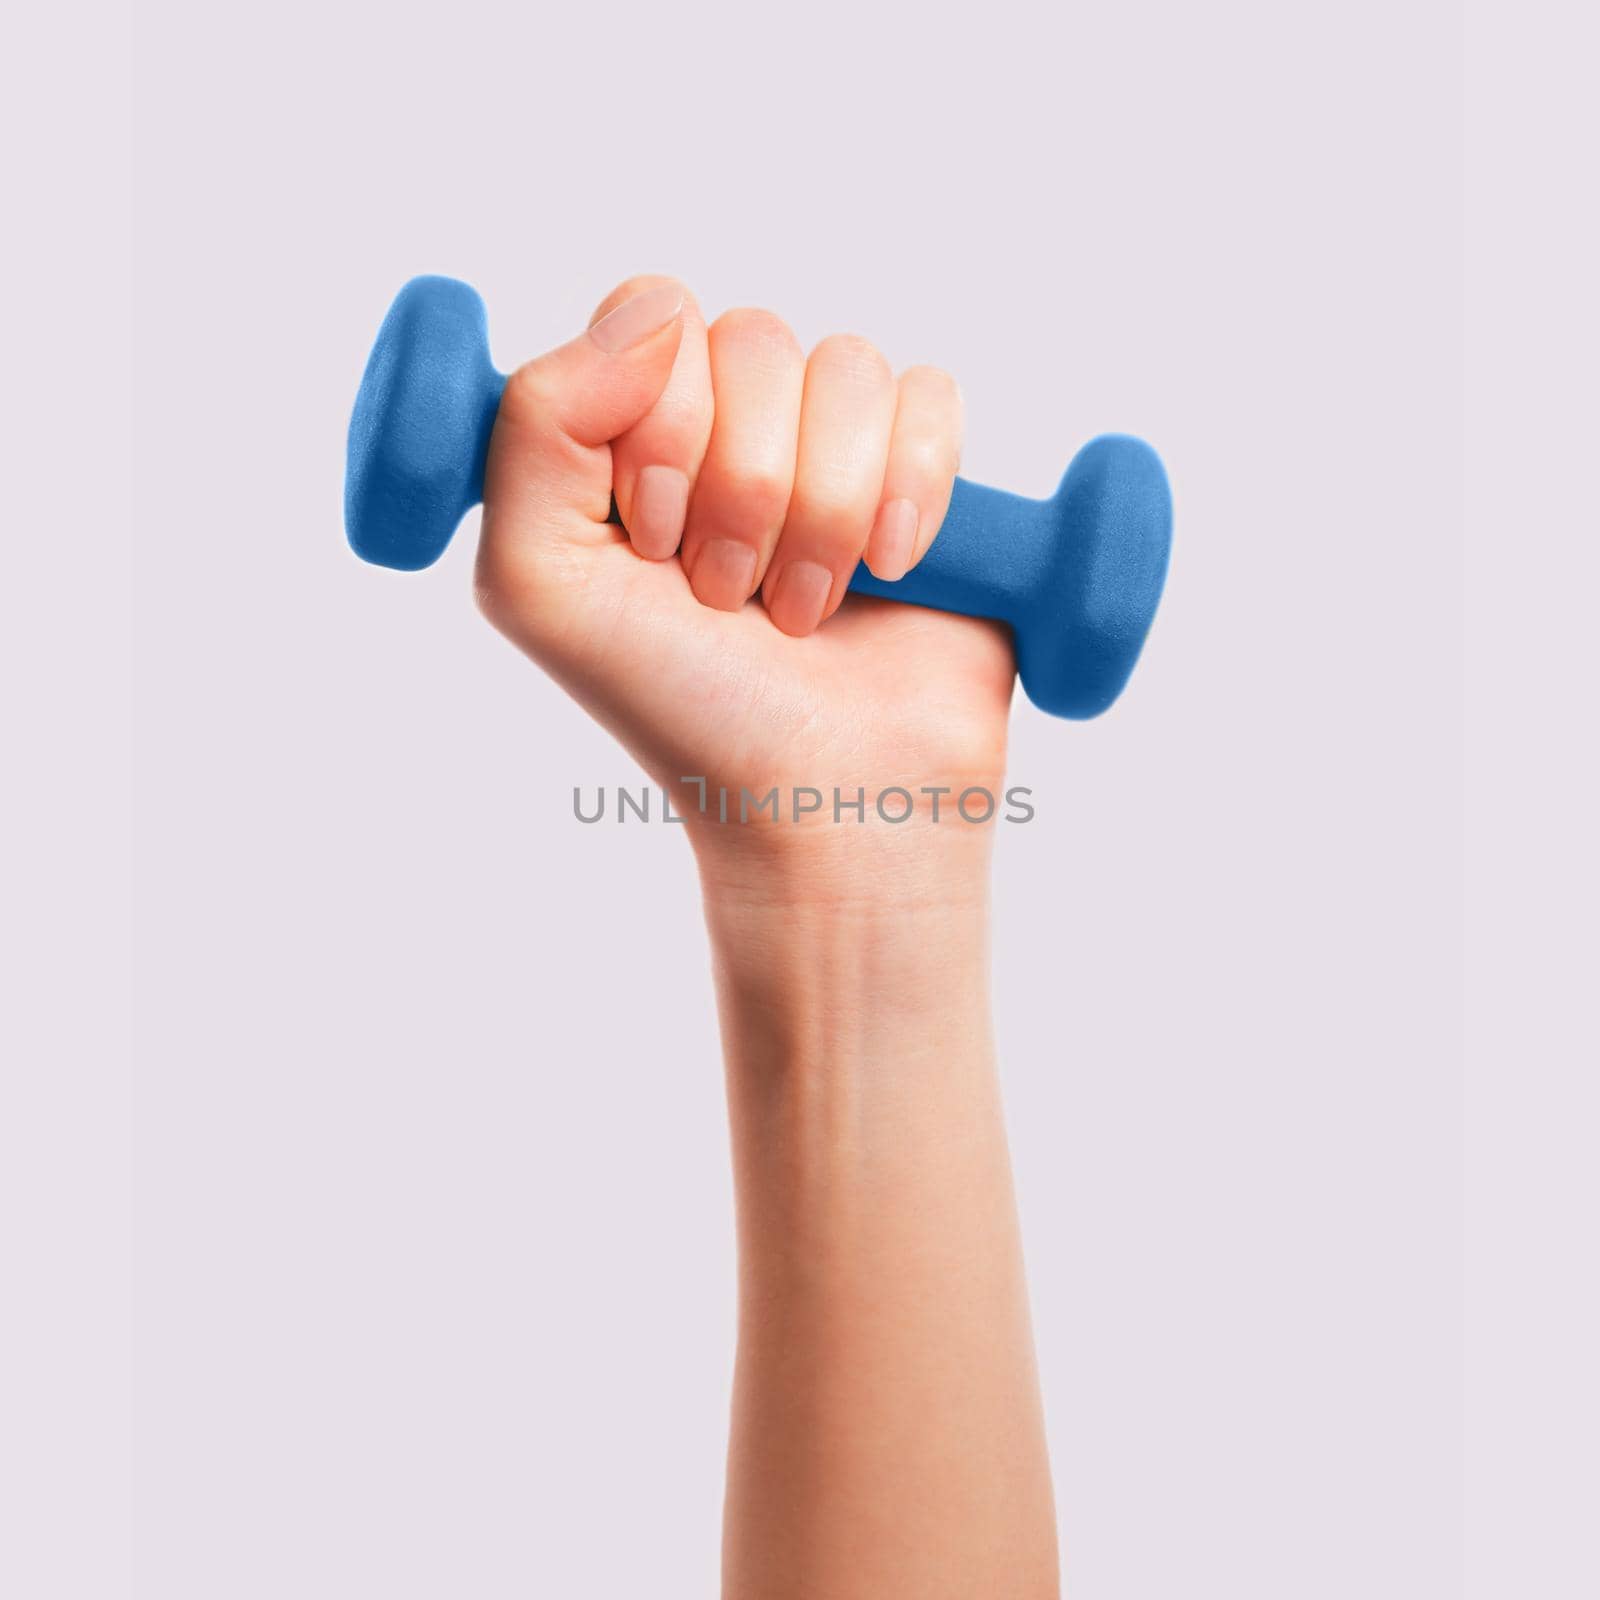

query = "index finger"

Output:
[[593, 276, 713, 561]]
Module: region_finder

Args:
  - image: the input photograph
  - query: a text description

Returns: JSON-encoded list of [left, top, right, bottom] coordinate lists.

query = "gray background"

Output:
[[5, 0, 1595, 1596]]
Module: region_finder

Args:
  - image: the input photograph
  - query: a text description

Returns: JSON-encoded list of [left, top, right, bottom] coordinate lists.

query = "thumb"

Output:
[[476, 280, 686, 658], [480, 278, 686, 552]]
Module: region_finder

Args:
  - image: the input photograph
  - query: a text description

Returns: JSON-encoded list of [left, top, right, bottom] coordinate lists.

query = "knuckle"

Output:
[[662, 370, 718, 435], [789, 482, 869, 544], [710, 307, 802, 362], [622, 393, 706, 457], [810, 332, 892, 388], [902, 364, 963, 413], [718, 462, 793, 526], [499, 360, 557, 432], [901, 434, 962, 484]]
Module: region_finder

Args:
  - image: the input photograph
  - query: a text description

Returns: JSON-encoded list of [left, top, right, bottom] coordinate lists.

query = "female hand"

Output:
[[474, 275, 1015, 893]]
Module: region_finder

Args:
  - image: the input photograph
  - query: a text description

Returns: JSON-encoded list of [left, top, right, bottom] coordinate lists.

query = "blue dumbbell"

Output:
[[346, 277, 1172, 718]]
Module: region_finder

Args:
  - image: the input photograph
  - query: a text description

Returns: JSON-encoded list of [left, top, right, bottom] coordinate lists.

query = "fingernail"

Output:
[[589, 283, 685, 353], [630, 465, 689, 559], [867, 498, 919, 582], [768, 560, 834, 636], [690, 538, 758, 611]]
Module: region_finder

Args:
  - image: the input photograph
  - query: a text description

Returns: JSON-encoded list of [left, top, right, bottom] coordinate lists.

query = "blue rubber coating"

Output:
[[346, 278, 505, 573], [346, 276, 1173, 718]]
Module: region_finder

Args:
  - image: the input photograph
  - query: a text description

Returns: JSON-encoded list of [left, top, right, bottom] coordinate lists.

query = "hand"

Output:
[[473, 276, 1014, 895]]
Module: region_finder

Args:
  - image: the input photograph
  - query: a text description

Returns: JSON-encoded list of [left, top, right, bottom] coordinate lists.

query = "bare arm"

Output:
[[471, 275, 1058, 1594], [707, 874, 1058, 1598]]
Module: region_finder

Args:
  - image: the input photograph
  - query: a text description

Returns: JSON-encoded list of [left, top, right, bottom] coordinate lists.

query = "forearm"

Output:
[[704, 856, 1059, 1599]]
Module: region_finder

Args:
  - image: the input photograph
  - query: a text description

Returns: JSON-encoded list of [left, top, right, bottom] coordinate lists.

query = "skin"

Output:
[[475, 276, 1058, 1598]]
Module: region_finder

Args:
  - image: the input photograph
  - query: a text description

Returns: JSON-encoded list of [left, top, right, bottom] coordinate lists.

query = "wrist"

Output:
[[692, 809, 995, 916], [683, 768, 1002, 1062], [701, 853, 994, 1081]]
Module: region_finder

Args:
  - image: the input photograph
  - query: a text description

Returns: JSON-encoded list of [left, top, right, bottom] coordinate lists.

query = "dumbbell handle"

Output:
[[346, 277, 1172, 718], [854, 475, 1093, 628], [406, 364, 1104, 630]]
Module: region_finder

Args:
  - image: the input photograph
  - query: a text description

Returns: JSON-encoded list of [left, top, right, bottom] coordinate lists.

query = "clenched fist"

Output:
[[474, 276, 1015, 885]]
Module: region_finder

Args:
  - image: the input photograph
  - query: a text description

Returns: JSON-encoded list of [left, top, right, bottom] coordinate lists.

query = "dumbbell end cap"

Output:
[[1019, 434, 1173, 719], [345, 276, 503, 571]]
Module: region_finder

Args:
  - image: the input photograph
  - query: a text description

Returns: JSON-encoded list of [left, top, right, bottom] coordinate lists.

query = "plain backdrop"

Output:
[[146, 1, 1462, 1595], [3, 1, 1595, 1597]]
